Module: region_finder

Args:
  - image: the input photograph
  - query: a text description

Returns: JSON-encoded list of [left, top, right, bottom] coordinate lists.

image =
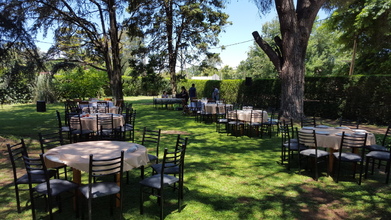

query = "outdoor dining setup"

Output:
[[167, 95, 390, 186], [5, 98, 189, 220]]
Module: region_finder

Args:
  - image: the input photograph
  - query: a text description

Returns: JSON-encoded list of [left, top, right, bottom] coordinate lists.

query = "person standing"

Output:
[[189, 84, 197, 99], [212, 86, 219, 101]]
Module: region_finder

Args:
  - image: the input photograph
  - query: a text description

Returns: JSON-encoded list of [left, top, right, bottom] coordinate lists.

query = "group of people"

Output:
[[162, 84, 219, 102], [161, 84, 219, 113]]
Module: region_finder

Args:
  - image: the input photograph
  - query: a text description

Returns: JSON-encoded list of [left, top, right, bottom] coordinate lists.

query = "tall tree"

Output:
[[252, 0, 328, 119], [4, 0, 130, 100], [324, 0, 391, 75], [128, 0, 229, 95]]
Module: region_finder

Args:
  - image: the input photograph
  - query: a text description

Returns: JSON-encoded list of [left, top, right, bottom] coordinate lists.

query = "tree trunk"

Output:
[[165, 0, 178, 95], [252, 0, 326, 120], [108, 0, 123, 100]]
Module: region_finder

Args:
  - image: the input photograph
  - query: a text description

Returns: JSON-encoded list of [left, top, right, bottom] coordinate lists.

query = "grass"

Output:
[[1, 96, 391, 219]]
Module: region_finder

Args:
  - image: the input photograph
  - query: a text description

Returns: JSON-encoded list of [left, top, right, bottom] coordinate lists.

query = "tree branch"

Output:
[[252, 31, 282, 73]]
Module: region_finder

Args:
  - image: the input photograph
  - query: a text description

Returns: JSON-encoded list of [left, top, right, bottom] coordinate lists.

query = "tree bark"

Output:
[[253, 0, 326, 120], [108, 0, 123, 100], [164, 1, 178, 95]]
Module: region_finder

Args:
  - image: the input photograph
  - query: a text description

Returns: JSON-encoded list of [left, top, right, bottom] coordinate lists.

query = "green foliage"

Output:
[[33, 73, 56, 103], [178, 75, 391, 125], [53, 67, 108, 100], [127, 0, 230, 92], [324, 0, 391, 75]]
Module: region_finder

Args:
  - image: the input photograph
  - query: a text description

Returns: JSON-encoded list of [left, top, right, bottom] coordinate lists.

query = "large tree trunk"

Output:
[[165, 0, 178, 95], [252, 0, 326, 120], [108, 0, 123, 100]]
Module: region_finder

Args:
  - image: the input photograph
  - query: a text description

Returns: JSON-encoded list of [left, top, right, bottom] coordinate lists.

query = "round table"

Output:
[[227, 110, 268, 122], [70, 113, 124, 132], [300, 126, 376, 172], [44, 140, 149, 184]]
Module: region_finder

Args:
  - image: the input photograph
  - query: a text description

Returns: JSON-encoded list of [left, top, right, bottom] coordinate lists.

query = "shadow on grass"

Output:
[[0, 97, 391, 219]]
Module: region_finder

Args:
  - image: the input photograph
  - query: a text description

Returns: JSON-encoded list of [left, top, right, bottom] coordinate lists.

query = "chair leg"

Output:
[[140, 187, 144, 215], [14, 185, 21, 213], [386, 161, 391, 184], [159, 189, 164, 220], [29, 188, 36, 220]]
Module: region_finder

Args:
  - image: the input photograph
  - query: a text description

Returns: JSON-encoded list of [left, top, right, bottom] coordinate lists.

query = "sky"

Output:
[[210, 1, 275, 68], [36, 1, 273, 69], [36, 1, 327, 69]]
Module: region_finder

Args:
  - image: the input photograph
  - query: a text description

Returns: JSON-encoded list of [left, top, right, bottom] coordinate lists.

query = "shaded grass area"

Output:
[[0, 96, 390, 219]]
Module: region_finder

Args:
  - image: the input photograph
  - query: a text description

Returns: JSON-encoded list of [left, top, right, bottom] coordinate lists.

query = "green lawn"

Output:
[[1, 96, 390, 219]]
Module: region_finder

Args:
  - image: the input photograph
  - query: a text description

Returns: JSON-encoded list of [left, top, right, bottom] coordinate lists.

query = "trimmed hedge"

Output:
[[178, 75, 391, 125]]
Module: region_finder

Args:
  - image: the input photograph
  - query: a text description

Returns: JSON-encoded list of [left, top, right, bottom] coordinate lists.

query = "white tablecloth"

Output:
[[227, 110, 268, 123], [70, 113, 124, 131], [300, 126, 376, 150], [204, 104, 234, 114], [44, 141, 149, 173]]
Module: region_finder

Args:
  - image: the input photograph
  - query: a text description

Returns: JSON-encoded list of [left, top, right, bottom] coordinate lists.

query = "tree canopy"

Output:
[[127, 0, 230, 94]]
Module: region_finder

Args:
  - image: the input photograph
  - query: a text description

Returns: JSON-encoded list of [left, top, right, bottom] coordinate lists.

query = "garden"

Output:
[[0, 96, 390, 220]]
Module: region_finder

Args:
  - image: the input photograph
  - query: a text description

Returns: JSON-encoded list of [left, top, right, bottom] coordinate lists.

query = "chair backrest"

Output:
[[141, 127, 161, 158], [338, 132, 368, 155], [23, 153, 47, 179], [96, 114, 114, 139], [130, 110, 137, 127], [96, 114, 114, 130], [69, 114, 84, 131], [301, 116, 316, 127], [381, 124, 391, 148], [88, 151, 124, 186], [175, 135, 188, 152], [297, 128, 317, 149], [38, 131, 64, 154], [7, 139, 28, 182], [280, 120, 292, 145], [250, 110, 263, 124], [56, 110, 63, 128], [123, 107, 133, 124], [160, 145, 187, 182], [65, 100, 79, 113]]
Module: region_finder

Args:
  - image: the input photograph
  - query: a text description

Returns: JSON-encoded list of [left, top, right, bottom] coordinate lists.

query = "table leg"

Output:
[[328, 148, 336, 174], [116, 173, 121, 207], [72, 168, 81, 210]]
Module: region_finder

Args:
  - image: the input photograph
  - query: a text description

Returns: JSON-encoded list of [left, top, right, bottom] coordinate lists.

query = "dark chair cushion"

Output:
[[151, 163, 179, 174], [366, 144, 388, 152], [333, 152, 362, 162], [300, 149, 329, 157], [139, 174, 179, 189], [79, 182, 120, 199], [366, 151, 390, 160], [148, 154, 158, 162], [35, 179, 78, 196]]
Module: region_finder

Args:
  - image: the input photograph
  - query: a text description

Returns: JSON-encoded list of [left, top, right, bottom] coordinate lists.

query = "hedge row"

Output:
[[178, 76, 391, 125]]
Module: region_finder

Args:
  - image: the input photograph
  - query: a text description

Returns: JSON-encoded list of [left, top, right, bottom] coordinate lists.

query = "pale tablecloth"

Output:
[[44, 141, 149, 172], [70, 113, 124, 131], [204, 104, 234, 114], [300, 126, 376, 150], [227, 110, 268, 123]]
